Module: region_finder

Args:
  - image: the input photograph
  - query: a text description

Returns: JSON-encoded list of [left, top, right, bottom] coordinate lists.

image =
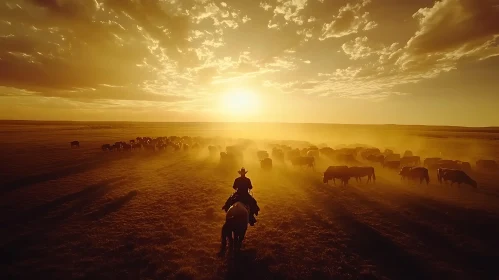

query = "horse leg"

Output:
[[220, 224, 228, 252]]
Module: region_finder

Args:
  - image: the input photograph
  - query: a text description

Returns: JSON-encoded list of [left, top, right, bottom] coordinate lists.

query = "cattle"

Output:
[[460, 161, 472, 172], [260, 158, 273, 170], [130, 140, 136, 144], [383, 149, 394, 156], [101, 144, 112, 151], [366, 154, 384, 164], [290, 156, 315, 169], [383, 160, 400, 170], [286, 149, 301, 161], [271, 148, 285, 162], [257, 150, 270, 161], [220, 152, 240, 165], [319, 147, 335, 158], [336, 148, 357, 157], [385, 154, 401, 161], [183, 144, 189, 151], [70, 141, 80, 148], [400, 156, 421, 167], [399, 166, 412, 181], [335, 153, 358, 164], [323, 166, 350, 186], [438, 168, 477, 188], [428, 160, 461, 170], [122, 143, 132, 152], [132, 143, 142, 150], [399, 167, 430, 185], [143, 144, 155, 151], [403, 150, 413, 158], [476, 160, 497, 172], [348, 166, 376, 184], [306, 149, 320, 158], [424, 157, 442, 167], [360, 148, 381, 160], [192, 143, 200, 150], [208, 145, 219, 156]]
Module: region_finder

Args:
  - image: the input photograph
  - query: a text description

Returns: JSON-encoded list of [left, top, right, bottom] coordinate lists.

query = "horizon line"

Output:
[[0, 119, 498, 129]]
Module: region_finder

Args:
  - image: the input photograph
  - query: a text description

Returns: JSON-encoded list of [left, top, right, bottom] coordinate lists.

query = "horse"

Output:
[[220, 202, 249, 254]]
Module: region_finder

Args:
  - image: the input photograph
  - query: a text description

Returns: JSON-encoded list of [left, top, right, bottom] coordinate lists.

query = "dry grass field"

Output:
[[1, 121, 499, 280]]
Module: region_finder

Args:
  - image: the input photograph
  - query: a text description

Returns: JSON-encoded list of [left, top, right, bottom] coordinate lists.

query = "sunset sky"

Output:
[[0, 0, 498, 126]]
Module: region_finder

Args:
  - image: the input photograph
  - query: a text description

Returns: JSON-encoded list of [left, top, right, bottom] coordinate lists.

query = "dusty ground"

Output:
[[1, 122, 499, 280]]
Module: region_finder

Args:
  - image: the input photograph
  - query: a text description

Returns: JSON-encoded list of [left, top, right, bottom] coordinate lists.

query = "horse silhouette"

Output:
[[220, 202, 249, 254]]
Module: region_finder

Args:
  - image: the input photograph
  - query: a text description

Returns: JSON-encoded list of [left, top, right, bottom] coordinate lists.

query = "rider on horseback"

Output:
[[222, 167, 260, 226]]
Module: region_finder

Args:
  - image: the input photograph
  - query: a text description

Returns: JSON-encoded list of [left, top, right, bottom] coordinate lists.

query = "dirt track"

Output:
[[1, 145, 499, 280]]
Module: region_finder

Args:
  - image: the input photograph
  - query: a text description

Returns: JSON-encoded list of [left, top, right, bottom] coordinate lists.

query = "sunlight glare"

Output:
[[220, 89, 260, 117]]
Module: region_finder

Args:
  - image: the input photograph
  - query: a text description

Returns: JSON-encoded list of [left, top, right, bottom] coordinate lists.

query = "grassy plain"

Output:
[[1, 121, 499, 280]]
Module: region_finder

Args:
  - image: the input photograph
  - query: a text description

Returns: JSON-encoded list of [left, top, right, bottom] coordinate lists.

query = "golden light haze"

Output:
[[0, 0, 498, 126]]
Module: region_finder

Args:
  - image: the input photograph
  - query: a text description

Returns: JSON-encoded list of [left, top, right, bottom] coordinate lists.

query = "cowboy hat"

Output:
[[237, 167, 248, 175]]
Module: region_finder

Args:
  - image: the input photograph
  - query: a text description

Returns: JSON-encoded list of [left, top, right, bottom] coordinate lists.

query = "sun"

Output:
[[220, 89, 260, 117]]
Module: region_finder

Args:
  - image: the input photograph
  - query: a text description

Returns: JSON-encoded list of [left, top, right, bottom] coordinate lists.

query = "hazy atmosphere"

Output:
[[2, 1, 499, 280], [1, 0, 499, 125]]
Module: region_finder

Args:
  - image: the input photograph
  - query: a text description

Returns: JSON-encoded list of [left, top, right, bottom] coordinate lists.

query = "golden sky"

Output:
[[0, 0, 498, 126]]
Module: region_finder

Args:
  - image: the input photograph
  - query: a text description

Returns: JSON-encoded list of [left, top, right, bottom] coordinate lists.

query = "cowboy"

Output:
[[222, 167, 259, 226]]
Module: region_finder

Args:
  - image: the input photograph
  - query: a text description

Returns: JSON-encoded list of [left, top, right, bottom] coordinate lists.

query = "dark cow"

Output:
[[122, 143, 132, 152], [403, 150, 413, 157], [428, 160, 461, 170], [132, 143, 142, 150], [290, 156, 315, 169], [438, 168, 477, 188], [400, 156, 421, 167], [399, 167, 430, 185], [257, 150, 269, 161], [366, 154, 384, 164], [383, 149, 394, 156], [286, 149, 301, 161], [335, 153, 358, 164], [260, 158, 272, 170], [208, 145, 219, 156], [323, 166, 350, 186], [385, 154, 401, 161], [101, 144, 112, 151], [360, 148, 381, 160], [383, 160, 400, 170], [70, 141, 80, 148], [399, 166, 412, 181], [319, 147, 335, 158], [271, 148, 285, 162], [220, 152, 239, 165], [348, 166, 376, 184], [460, 161, 472, 172], [476, 160, 497, 172], [306, 149, 320, 158]]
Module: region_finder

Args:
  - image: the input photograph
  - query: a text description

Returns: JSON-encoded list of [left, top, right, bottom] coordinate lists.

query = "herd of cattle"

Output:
[[70, 136, 497, 188]]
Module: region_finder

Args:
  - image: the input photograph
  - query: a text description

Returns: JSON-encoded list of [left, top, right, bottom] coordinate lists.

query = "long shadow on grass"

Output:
[[299, 177, 432, 280], [0, 177, 122, 266], [0, 154, 128, 195], [86, 190, 138, 220], [1, 176, 126, 226], [349, 186, 499, 279], [224, 249, 285, 280]]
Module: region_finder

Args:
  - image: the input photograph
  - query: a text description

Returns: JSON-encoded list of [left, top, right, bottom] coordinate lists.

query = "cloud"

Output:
[[1, 0, 499, 115], [342, 36, 376, 60], [320, 0, 376, 40], [407, 0, 499, 57]]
